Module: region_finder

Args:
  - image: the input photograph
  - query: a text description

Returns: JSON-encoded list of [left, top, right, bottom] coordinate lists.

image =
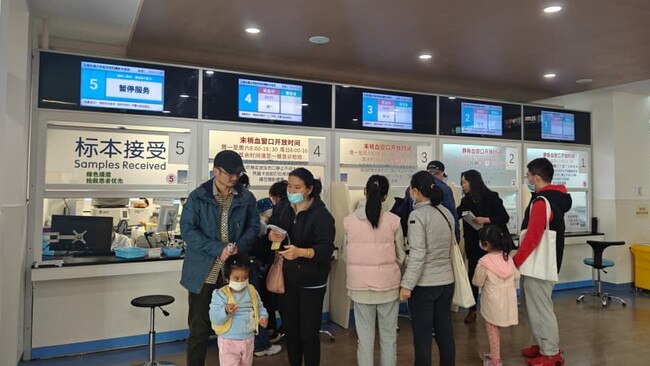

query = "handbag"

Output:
[[518, 196, 558, 282], [266, 252, 285, 294], [434, 207, 476, 308]]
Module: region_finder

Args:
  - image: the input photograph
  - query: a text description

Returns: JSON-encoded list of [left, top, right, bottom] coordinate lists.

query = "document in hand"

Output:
[[462, 211, 483, 231]]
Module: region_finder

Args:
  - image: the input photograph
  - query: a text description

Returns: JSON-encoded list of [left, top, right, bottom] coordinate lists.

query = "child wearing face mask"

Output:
[[472, 225, 519, 366], [210, 253, 269, 366]]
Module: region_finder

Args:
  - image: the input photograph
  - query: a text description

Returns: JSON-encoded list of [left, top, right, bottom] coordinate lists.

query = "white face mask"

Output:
[[228, 279, 248, 291]]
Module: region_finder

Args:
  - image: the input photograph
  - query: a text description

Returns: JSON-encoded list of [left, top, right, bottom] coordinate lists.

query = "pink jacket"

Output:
[[472, 251, 519, 327], [344, 210, 402, 291]]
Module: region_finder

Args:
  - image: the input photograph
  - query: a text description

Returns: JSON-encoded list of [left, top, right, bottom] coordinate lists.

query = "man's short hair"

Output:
[[527, 158, 554, 183]]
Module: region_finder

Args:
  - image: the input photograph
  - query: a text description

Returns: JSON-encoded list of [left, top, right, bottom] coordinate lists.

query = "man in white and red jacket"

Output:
[[514, 157, 572, 366]]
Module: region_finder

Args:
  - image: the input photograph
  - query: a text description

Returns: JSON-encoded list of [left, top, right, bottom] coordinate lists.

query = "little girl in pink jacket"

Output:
[[472, 224, 519, 366]]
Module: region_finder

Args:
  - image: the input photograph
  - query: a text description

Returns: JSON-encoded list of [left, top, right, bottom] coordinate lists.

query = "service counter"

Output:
[[28, 255, 188, 359]]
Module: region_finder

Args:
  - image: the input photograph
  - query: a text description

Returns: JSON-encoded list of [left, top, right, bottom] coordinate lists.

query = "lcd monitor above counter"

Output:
[[38, 52, 198, 118], [335, 86, 436, 135], [203, 71, 332, 128], [523, 105, 590, 145], [439, 97, 521, 140]]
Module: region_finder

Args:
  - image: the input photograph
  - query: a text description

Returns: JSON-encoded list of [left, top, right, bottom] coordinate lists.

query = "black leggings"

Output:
[[280, 282, 327, 366], [409, 284, 456, 366]]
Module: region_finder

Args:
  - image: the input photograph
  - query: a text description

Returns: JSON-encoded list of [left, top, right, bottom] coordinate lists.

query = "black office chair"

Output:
[[577, 240, 627, 307], [131, 295, 176, 366]]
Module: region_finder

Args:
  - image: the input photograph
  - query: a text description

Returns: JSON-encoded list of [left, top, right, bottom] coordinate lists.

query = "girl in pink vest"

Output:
[[343, 175, 406, 366], [472, 225, 518, 366]]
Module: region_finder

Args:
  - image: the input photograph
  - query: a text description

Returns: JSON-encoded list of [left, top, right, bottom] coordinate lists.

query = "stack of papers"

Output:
[[462, 211, 483, 231]]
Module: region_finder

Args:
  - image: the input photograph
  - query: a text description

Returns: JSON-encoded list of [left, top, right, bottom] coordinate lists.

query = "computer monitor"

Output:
[[157, 204, 180, 233], [49, 215, 113, 253]]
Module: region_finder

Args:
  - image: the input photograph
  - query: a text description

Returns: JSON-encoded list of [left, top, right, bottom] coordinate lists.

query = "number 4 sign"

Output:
[[308, 138, 327, 164]]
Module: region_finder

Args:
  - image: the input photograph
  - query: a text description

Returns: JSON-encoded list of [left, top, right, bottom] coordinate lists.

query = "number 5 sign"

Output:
[[169, 133, 191, 164], [308, 138, 327, 164]]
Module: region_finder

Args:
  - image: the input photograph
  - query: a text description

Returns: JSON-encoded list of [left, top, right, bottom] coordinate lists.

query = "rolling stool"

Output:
[[131, 294, 176, 366], [577, 240, 627, 307]]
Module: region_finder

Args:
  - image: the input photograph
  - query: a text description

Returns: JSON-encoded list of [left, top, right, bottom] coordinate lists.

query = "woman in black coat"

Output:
[[267, 168, 335, 366], [456, 169, 510, 324]]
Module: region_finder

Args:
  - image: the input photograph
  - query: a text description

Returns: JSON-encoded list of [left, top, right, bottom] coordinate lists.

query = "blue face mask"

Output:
[[526, 180, 535, 192], [287, 192, 305, 205]]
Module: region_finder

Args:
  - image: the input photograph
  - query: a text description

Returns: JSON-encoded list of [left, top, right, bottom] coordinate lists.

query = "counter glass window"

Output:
[[42, 197, 185, 259]]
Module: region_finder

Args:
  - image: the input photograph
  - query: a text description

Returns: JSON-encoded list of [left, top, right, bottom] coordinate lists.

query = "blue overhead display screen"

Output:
[[461, 102, 503, 136], [238, 78, 303, 122], [362, 92, 413, 130], [541, 110, 575, 141], [80, 61, 165, 112]]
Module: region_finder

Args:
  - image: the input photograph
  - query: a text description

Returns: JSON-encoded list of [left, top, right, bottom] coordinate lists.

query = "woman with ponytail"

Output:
[[400, 171, 456, 366], [343, 175, 405, 366], [267, 167, 335, 366]]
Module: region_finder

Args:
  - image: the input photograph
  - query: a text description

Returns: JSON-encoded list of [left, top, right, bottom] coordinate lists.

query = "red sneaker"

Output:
[[526, 353, 564, 366], [521, 345, 541, 358]]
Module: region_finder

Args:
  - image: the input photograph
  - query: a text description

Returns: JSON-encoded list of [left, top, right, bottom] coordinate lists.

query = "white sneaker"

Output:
[[254, 344, 282, 357]]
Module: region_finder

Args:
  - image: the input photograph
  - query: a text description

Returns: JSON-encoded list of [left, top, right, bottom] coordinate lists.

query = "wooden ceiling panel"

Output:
[[128, 0, 650, 102]]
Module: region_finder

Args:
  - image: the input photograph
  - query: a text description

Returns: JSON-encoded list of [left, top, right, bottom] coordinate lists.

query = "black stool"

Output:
[[577, 241, 627, 307], [131, 295, 176, 366]]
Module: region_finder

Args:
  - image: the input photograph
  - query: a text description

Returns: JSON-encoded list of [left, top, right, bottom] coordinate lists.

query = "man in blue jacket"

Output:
[[427, 160, 461, 243], [180, 150, 259, 366]]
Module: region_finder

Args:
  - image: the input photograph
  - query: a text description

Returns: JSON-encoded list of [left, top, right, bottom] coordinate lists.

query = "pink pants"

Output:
[[485, 321, 501, 364], [217, 336, 254, 366]]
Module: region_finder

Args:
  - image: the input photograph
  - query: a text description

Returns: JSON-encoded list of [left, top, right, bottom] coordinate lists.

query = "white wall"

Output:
[[538, 88, 650, 284], [0, 0, 32, 364]]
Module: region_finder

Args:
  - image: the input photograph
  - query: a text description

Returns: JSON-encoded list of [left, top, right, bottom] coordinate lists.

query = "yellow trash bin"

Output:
[[630, 244, 650, 290]]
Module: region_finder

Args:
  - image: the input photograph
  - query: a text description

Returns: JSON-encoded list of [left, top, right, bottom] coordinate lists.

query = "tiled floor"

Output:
[[19, 285, 650, 366]]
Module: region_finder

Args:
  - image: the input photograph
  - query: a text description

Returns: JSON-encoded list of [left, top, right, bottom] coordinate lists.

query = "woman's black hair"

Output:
[[223, 253, 251, 279], [410, 171, 443, 207], [288, 167, 322, 198], [269, 180, 288, 199], [365, 175, 389, 229], [478, 224, 514, 261], [461, 169, 490, 202]]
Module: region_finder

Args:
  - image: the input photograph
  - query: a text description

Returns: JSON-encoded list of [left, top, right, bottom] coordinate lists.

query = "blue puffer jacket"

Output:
[[180, 179, 259, 294]]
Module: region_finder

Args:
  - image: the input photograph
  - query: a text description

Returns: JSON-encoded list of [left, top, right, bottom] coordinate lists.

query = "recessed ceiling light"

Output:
[[205, 70, 215, 75], [162, 110, 171, 114], [309, 36, 330, 44], [301, 103, 309, 107], [543, 5, 562, 13], [576, 78, 593, 84], [342, 85, 350, 88], [352, 118, 359, 122], [419, 53, 432, 60], [180, 94, 190, 98], [448, 96, 456, 100], [544, 73, 557, 79], [245, 27, 260, 34]]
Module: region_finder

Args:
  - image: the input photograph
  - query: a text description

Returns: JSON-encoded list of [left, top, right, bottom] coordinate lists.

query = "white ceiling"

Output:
[[28, 0, 141, 46]]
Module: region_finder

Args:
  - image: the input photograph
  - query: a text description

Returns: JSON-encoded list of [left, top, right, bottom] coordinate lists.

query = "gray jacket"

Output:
[[401, 202, 455, 290]]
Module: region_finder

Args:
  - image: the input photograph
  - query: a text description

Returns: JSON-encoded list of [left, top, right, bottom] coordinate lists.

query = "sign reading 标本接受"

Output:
[[45, 128, 188, 185]]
